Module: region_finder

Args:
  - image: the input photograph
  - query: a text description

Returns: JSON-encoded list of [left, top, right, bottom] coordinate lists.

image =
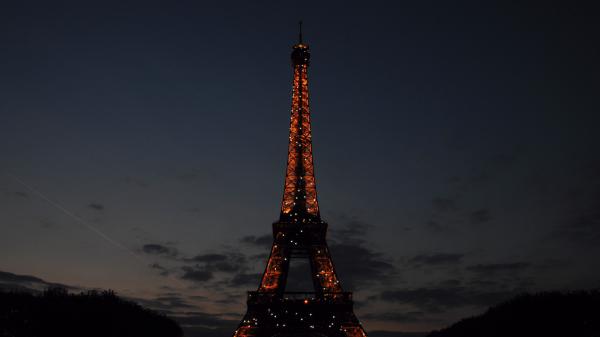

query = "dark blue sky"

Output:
[[1, 1, 599, 336]]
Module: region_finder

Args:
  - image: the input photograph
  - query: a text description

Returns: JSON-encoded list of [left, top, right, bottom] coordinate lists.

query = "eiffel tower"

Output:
[[232, 23, 368, 337]]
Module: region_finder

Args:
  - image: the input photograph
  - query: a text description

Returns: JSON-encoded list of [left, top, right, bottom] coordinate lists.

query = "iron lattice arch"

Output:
[[232, 26, 367, 337]]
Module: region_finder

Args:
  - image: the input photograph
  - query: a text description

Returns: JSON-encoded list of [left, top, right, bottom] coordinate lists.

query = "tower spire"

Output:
[[298, 20, 303, 44], [282, 24, 317, 222]]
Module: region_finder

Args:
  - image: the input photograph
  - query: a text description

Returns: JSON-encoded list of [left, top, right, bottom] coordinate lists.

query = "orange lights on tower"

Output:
[[280, 56, 320, 220], [231, 23, 368, 337]]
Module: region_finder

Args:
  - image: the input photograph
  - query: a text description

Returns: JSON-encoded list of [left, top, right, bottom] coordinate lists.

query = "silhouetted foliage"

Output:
[[428, 290, 600, 337], [0, 287, 183, 337]]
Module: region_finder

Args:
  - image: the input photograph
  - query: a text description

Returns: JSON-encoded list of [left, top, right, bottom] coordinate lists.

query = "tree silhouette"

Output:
[[428, 290, 600, 337], [0, 287, 183, 337]]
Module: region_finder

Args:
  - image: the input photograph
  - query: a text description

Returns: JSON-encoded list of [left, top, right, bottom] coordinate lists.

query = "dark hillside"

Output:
[[428, 290, 600, 337], [0, 288, 182, 337]]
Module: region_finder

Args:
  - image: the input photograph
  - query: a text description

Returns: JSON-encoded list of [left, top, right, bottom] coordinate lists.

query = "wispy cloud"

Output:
[[377, 286, 521, 313], [142, 244, 179, 258], [329, 216, 397, 290], [466, 262, 531, 274], [469, 209, 492, 225], [409, 253, 464, 267], [239, 234, 272, 249], [88, 203, 105, 211], [0, 270, 77, 292]]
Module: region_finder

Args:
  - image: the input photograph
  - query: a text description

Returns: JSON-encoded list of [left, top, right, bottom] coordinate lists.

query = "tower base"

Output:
[[233, 292, 367, 337]]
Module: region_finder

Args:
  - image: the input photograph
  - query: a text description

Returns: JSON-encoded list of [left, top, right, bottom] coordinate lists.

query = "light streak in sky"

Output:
[[8, 173, 145, 263], [8, 173, 189, 288]]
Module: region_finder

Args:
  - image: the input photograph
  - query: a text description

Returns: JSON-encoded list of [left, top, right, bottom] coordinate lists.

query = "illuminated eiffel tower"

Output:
[[232, 23, 368, 337]]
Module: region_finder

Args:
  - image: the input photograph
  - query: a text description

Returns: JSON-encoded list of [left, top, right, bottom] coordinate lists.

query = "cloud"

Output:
[[153, 295, 195, 309], [88, 203, 105, 211], [240, 234, 272, 249], [13, 191, 29, 198], [249, 252, 269, 261], [409, 253, 464, 267], [424, 220, 452, 233], [39, 218, 58, 229], [229, 273, 262, 288], [469, 209, 492, 225], [0, 270, 77, 292], [175, 169, 214, 184], [126, 291, 204, 316], [149, 263, 170, 276], [172, 311, 237, 328], [330, 242, 396, 290], [331, 218, 374, 242], [399, 262, 535, 312], [368, 331, 428, 337], [329, 217, 397, 290], [185, 253, 228, 263], [378, 286, 519, 312], [439, 279, 461, 287], [552, 210, 600, 245], [132, 293, 196, 311], [466, 262, 531, 274], [425, 197, 463, 233], [362, 311, 431, 323], [142, 244, 179, 258], [184, 253, 248, 274], [189, 295, 209, 301], [147, 247, 253, 285], [213, 292, 244, 305], [181, 266, 213, 282], [432, 197, 457, 213], [121, 176, 150, 188], [180, 252, 252, 284], [0, 271, 47, 284], [1, 189, 29, 199]]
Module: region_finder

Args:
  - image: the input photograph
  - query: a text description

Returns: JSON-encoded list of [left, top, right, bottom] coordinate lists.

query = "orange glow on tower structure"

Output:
[[232, 22, 368, 337], [281, 31, 319, 220]]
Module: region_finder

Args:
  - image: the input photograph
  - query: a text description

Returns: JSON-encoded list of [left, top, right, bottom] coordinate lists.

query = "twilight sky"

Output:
[[1, 1, 599, 336]]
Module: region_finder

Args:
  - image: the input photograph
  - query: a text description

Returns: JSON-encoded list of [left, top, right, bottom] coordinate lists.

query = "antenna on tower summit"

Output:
[[298, 20, 303, 44]]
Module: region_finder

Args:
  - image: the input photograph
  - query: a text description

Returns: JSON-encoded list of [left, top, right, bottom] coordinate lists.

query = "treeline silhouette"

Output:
[[428, 290, 600, 337], [0, 287, 182, 337]]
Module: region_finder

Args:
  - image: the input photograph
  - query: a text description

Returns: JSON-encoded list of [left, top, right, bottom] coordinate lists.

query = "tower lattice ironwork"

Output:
[[232, 23, 368, 337]]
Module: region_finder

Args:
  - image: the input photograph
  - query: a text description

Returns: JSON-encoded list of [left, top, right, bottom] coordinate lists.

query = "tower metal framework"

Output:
[[232, 23, 368, 337]]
